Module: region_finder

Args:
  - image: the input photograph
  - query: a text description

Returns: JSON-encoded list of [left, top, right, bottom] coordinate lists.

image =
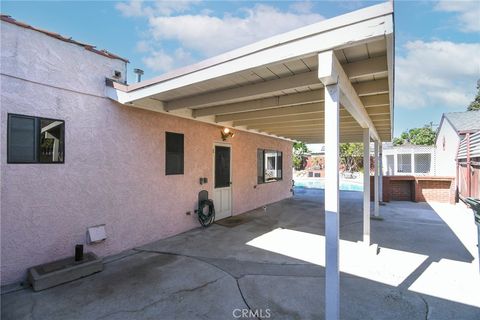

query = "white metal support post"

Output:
[[324, 84, 340, 320], [374, 140, 380, 217], [363, 128, 370, 245], [379, 143, 383, 202]]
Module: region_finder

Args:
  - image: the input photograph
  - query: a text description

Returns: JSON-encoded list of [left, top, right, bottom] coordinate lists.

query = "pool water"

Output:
[[294, 178, 363, 191]]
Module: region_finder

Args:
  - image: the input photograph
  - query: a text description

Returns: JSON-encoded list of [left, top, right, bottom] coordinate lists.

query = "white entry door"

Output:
[[213, 144, 232, 220]]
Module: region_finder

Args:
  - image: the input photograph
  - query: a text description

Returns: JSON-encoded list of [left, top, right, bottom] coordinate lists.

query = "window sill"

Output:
[[261, 179, 283, 184]]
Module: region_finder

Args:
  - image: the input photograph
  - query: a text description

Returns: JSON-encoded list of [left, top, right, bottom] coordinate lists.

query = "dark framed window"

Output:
[[257, 149, 283, 183], [165, 132, 184, 175], [7, 114, 65, 164]]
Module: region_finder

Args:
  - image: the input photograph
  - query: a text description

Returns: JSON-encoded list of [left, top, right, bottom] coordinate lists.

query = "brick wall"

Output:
[[415, 179, 456, 204], [371, 176, 455, 204], [391, 180, 414, 201]]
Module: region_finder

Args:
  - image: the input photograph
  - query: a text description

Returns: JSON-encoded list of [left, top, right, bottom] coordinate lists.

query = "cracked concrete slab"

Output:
[[1, 252, 247, 320], [2, 189, 480, 320], [238, 275, 426, 320]]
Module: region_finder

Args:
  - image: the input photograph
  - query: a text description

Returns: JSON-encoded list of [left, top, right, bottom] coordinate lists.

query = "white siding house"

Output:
[[382, 143, 435, 176], [435, 111, 480, 176]]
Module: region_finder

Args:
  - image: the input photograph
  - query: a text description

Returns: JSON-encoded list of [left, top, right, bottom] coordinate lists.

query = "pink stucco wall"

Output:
[[0, 21, 292, 284]]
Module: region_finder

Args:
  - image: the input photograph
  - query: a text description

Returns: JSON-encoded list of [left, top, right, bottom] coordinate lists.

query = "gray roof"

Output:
[[444, 111, 480, 132]]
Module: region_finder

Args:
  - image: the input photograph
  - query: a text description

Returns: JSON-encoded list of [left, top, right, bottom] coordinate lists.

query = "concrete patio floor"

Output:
[[2, 189, 480, 320]]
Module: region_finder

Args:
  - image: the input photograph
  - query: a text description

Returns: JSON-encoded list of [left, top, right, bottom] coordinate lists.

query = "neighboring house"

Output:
[[304, 152, 325, 178], [382, 142, 435, 176], [435, 111, 480, 177], [0, 16, 292, 284]]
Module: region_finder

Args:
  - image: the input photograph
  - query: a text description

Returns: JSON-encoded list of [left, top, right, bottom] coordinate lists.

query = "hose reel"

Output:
[[197, 190, 215, 227]]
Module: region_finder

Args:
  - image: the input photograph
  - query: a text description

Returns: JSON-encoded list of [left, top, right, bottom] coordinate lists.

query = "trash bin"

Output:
[[464, 197, 480, 271]]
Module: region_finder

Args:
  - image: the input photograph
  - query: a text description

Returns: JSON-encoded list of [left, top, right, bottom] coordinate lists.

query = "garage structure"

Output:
[[107, 2, 394, 319]]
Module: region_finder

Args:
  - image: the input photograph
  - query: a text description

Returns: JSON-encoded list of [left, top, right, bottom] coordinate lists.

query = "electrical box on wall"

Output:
[[87, 224, 107, 244]]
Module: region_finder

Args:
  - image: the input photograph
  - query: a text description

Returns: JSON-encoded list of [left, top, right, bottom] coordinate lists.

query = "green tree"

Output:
[[292, 142, 309, 170], [467, 80, 480, 111], [339, 143, 363, 173], [393, 124, 436, 146]]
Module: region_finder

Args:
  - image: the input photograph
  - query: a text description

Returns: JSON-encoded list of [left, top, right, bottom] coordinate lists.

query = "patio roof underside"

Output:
[[109, 3, 394, 144]]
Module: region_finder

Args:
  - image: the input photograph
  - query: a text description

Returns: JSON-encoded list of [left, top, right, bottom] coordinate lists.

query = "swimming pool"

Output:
[[294, 178, 363, 191]]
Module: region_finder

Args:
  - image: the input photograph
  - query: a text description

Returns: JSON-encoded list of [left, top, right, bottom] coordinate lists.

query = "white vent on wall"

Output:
[[87, 225, 106, 244]]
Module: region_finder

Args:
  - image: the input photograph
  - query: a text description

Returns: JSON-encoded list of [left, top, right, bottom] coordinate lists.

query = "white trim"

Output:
[[109, 4, 393, 102], [363, 128, 371, 245], [379, 143, 383, 202], [374, 141, 380, 217], [324, 84, 340, 320], [386, 33, 395, 137], [213, 142, 233, 220], [318, 50, 380, 141]]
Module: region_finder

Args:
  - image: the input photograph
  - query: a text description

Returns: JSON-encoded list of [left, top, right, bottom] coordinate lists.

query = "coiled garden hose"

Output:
[[198, 199, 215, 227]]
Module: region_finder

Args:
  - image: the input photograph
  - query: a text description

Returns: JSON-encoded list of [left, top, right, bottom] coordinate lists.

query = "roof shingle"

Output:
[[444, 110, 480, 132]]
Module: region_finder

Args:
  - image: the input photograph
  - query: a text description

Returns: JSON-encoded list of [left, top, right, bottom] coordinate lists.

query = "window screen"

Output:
[[8, 114, 64, 163], [257, 149, 283, 183], [386, 155, 394, 175], [215, 146, 230, 188], [414, 153, 431, 174], [165, 132, 184, 175], [397, 154, 412, 173], [8, 115, 37, 163]]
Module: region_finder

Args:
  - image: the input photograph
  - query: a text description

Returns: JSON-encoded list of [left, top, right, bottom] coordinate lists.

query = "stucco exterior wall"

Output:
[[0, 22, 293, 284], [435, 119, 459, 177]]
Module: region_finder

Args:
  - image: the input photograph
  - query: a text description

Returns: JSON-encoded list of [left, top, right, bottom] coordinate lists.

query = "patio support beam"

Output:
[[193, 90, 324, 117], [317, 50, 380, 142], [374, 140, 380, 217], [218, 103, 323, 123], [343, 55, 387, 79], [165, 71, 319, 110], [324, 83, 340, 320], [192, 79, 389, 118], [250, 121, 391, 132], [363, 128, 371, 245]]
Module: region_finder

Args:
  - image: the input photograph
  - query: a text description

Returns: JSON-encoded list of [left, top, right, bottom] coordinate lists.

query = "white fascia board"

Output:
[[318, 50, 381, 142], [122, 2, 392, 91], [111, 8, 393, 103], [106, 86, 131, 104], [386, 33, 395, 140]]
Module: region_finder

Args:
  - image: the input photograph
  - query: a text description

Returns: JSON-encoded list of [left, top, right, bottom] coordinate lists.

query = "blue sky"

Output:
[[1, 0, 479, 137]]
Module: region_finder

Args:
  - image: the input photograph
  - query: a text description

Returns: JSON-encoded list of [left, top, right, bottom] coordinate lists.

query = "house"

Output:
[[435, 110, 480, 176], [0, 15, 292, 285], [382, 142, 435, 176], [1, 3, 394, 318], [305, 152, 326, 178], [457, 130, 480, 199]]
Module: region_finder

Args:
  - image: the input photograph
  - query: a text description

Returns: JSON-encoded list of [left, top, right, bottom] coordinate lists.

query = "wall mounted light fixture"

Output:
[[221, 128, 235, 141]]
